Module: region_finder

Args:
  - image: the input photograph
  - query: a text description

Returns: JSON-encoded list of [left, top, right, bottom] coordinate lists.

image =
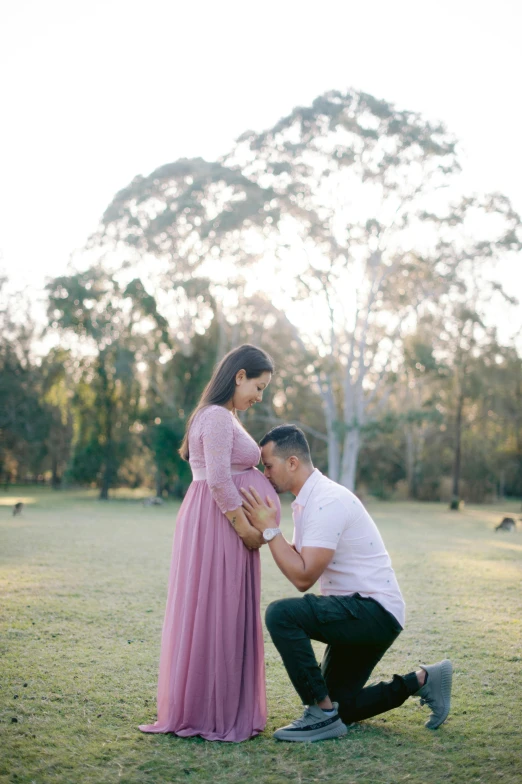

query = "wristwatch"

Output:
[[263, 527, 282, 542]]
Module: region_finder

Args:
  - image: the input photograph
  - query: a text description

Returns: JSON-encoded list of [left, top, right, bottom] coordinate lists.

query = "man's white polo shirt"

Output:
[[291, 469, 405, 628]]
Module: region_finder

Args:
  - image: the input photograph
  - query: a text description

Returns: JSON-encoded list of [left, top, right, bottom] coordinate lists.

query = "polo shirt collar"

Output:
[[292, 468, 323, 509]]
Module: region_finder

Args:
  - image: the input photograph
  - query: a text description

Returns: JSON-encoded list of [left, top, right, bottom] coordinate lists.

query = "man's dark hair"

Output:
[[260, 424, 312, 463]]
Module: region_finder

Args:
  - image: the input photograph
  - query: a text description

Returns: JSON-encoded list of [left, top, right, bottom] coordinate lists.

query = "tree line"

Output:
[[1, 89, 521, 505]]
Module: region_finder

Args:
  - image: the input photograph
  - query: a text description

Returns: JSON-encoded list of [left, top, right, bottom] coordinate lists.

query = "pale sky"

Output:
[[1, 0, 521, 341]]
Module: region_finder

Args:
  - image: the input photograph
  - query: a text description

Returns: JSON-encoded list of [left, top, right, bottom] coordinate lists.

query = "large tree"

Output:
[[40, 347, 74, 488], [47, 267, 169, 499], [227, 90, 522, 488]]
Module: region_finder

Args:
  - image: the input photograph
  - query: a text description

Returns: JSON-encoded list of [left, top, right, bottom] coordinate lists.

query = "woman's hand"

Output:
[[225, 507, 265, 550], [239, 526, 265, 550]]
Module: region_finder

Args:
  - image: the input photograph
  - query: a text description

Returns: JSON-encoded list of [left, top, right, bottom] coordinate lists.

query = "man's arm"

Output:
[[267, 537, 335, 592], [241, 487, 334, 591]]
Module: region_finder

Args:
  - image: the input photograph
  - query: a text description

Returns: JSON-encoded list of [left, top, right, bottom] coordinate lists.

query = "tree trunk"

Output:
[[498, 470, 505, 500], [215, 301, 228, 362], [450, 391, 464, 510], [99, 358, 115, 501], [320, 378, 340, 481], [155, 470, 163, 498], [405, 425, 416, 499], [99, 453, 113, 500], [340, 428, 360, 491], [51, 454, 61, 489], [327, 431, 340, 483]]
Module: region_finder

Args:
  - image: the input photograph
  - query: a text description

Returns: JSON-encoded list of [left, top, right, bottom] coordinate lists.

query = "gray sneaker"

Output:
[[417, 659, 453, 729], [273, 702, 347, 742]]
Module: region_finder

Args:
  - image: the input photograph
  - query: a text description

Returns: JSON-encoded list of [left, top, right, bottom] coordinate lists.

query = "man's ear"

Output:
[[288, 456, 300, 472]]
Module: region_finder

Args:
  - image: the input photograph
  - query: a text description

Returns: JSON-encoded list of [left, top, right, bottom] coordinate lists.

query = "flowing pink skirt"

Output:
[[139, 467, 280, 742]]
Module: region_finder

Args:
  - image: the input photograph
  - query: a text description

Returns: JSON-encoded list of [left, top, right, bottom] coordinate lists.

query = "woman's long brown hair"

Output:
[[179, 344, 274, 461]]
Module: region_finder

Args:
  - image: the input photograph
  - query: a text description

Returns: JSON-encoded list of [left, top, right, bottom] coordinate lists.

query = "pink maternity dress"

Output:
[[139, 404, 281, 742]]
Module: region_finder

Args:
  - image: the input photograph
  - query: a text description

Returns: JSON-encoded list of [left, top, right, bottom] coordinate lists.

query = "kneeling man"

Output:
[[241, 425, 452, 742]]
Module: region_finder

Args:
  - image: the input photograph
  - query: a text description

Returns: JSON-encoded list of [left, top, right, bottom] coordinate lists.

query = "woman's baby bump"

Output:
[[236, 467, 281, 526]]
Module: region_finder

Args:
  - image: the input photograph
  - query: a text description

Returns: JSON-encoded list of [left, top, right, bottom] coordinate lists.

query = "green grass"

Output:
[[1, 488, 522, 784]]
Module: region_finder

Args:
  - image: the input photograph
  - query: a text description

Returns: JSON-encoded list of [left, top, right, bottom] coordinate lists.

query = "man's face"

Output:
[[261, 441, 293, 494]]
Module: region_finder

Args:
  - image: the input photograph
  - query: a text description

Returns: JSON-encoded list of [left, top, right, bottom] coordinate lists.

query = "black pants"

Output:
[[265, 593, 420, 724]]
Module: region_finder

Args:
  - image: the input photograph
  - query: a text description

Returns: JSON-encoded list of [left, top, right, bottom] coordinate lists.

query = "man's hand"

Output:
[[240, 487, 278, 533]]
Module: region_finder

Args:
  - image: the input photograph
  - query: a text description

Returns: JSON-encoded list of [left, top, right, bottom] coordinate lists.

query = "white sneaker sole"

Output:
[[273, 720, 348, 742]]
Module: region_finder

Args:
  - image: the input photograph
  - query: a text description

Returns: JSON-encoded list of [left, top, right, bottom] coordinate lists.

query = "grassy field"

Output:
[[1, 488, 521, 784]]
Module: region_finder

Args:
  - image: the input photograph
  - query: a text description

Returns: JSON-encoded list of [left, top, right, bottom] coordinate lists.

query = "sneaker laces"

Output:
[[419, 694, 436, 710], [288, 706, 319, 728]]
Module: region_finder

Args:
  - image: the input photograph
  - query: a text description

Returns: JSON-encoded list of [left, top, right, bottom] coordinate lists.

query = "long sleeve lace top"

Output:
[[188, 405, 262, 514]]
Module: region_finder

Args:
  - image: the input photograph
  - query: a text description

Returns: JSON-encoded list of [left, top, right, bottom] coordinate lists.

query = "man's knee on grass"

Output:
[[265, 598, 292, 636]]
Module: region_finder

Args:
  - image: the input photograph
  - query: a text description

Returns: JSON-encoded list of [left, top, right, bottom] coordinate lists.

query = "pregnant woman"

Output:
[[139, 344, 281, 742]]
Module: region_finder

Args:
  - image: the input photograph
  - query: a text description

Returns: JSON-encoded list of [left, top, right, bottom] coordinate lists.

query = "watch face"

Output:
[[263, 528, 275, 541]]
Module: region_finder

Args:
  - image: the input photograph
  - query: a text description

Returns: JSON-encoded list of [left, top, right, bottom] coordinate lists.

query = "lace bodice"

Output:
[[188, 405, 262, 513]]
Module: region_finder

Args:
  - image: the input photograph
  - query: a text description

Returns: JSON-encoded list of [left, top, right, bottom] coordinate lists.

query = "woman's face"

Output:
[[232, 370, 271, 411]]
